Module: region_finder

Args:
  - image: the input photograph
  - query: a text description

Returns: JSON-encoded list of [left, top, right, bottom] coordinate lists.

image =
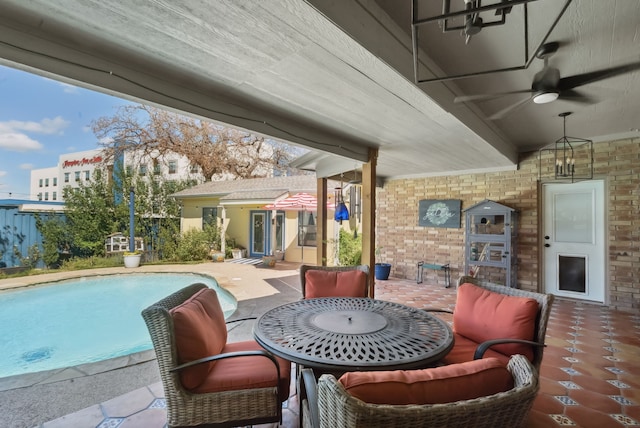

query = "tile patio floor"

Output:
[[6, 263, 639, 428]]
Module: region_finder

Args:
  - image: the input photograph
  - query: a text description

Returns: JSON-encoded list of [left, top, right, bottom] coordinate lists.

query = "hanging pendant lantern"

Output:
[[538, 112, 593, 183]]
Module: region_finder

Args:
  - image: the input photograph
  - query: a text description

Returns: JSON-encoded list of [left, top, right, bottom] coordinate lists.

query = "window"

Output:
[[39, 179, 43, 187], [37, 193, 42, 201], [45, 178, 49, 187], [53, 177, 57, 186], [190, 164, 198, 173], [64, 173, 70, 183], [52, 191, 57, 201], [85, 170, 90, 180], [168, 160, 177, 174], [74, 171, 80, 182], [153, 160, 161, 175], [44, 192, 49, 201], [298, 211, 317, 247], [139, 164, 147, 176], [202, 207, 218, 229]]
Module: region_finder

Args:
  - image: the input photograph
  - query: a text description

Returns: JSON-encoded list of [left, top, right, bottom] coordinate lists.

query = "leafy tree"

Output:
[[91, 104, 298, 180], [63, 168, 118, 257], [51, 164, 194, 259], [35, 213, 70, 268]]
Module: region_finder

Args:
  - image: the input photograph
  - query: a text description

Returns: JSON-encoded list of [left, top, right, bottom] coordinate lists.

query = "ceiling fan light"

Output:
[[533, 91, 559, 104]]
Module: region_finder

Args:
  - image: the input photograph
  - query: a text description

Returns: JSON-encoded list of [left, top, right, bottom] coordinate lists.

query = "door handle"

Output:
[[544, 235, 550, 240], [544, 244, 550, 247]]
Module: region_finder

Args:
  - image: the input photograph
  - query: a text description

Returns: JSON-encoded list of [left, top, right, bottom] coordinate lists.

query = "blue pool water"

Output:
[[0, 273, 237, 378]]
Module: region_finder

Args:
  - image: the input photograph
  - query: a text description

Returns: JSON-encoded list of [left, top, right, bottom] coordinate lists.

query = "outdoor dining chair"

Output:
[[429, 276, 554, 373], [141, 283, 291, 428], [299, 264, 370, 299], [300, 354, 538, 428]]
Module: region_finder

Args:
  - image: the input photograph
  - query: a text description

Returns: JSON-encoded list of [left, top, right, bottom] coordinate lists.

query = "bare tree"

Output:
[[91, 105, 297, 180]]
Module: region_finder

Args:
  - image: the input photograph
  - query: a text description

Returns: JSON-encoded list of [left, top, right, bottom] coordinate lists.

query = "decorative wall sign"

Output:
[[418, 199, 461, 228]]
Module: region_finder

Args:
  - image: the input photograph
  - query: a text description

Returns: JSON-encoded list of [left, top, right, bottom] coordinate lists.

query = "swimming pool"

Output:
[[0, 273, 237, 378]]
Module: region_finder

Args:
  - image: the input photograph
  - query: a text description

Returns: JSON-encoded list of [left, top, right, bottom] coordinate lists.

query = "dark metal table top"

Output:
[[253, 297, 454, 371]]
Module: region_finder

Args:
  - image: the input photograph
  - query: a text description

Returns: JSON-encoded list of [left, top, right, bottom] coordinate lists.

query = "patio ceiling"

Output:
[[0, 1, 637, 180]]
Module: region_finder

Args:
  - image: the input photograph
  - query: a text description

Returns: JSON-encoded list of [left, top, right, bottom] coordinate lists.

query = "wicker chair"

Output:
[[299, 264, 370, 298], [141, 283, 290, 428], [300, 354, 538, 428], [435, 276, 554, 372]]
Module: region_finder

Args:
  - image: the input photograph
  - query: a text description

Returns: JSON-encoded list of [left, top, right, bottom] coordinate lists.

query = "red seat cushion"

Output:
[[304, 270, 367, 298], [169, 288, 228, 390], [192, 340, 291, 402], [453, 283, 539, 361], [338, 357, 514, 405], [441, 333, 510, 366]]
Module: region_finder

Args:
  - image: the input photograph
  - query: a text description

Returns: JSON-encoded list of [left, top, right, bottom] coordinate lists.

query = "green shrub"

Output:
[[338, 229, 362, 266], [175, 229, 211, 262]]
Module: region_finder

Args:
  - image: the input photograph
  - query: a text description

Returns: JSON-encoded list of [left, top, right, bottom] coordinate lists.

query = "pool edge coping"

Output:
[[0, 349, 157, 392]]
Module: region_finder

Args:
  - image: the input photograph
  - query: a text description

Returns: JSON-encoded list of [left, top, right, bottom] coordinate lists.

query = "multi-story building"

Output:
[[30, 148, 203, 202]]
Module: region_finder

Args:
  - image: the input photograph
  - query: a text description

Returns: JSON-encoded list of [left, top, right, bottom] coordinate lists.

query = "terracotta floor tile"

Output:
[[571, 376, 621, 395], [532, 392, 566, 414], [568, 389, 623, 413], [565, 405, 625, 428]]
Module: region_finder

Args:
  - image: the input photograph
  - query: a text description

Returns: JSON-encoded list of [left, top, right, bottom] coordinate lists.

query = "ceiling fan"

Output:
[[454, 42, 640, 120]]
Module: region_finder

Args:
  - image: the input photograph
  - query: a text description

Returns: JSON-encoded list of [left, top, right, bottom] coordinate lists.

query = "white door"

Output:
[[542, 180, 605, 302]]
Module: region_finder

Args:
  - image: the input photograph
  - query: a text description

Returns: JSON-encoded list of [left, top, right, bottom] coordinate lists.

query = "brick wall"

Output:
[[376, 137, 639, 312]]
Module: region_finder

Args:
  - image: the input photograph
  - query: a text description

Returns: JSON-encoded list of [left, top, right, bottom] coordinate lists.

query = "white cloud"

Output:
[[0, 116, 70, 136], [59, 82, 80, 94], [20, 163, 34, 170], [0, 133, 43, 152], [0, 171, 6, 177]]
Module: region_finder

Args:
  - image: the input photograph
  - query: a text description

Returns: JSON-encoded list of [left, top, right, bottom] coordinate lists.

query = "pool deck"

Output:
[[0, 260, 304, 428]]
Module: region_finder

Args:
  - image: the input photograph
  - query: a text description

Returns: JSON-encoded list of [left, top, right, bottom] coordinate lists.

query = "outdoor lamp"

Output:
[[335, 201, 349, 222], [334, 181, 349, 222]]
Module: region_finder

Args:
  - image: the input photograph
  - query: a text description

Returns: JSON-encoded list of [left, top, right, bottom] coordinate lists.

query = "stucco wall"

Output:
[[376, 138, 639, 312]]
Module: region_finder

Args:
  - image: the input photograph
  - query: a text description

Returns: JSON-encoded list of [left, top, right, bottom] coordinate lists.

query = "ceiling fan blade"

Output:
[[558, 59, 640, 90], [488, 96, 533, 120], [558, 89, 597, 104], [454, 89, 533, 103]]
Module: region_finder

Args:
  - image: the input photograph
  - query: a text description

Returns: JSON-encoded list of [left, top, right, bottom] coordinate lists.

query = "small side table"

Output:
[[417, 261, 451, 288]]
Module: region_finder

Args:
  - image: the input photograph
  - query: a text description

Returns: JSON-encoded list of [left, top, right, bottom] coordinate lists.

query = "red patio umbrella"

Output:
[[263, 193, 334, 261], [263, 192, 321, 211]]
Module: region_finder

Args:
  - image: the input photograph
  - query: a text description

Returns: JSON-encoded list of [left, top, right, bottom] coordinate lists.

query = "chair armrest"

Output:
[[171, 350, 281, 381], [300, 368, 320, 428], [423, 308, 453, 314], [225, 316, 257, 324], [474, 339, 546, 360]]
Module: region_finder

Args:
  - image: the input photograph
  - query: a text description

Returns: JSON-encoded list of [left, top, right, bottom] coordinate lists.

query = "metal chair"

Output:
[[141, 283, 290, 428], [300, 355, 538, 428]]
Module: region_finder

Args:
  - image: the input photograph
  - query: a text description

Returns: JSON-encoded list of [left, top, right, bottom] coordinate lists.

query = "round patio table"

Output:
[[254, 297, 454, 371]]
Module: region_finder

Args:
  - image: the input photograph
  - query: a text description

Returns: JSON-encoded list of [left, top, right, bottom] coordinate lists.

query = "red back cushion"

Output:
[[304, 270, 367, 298], [170, 288, 228, 390], [338, 357, 514, 405], [454, 283, 538, 361]]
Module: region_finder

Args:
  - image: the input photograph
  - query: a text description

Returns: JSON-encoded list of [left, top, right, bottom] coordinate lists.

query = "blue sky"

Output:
[[0, 64, 132, 199]]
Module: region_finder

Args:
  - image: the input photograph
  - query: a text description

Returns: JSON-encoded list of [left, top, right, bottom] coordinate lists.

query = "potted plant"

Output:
[[374, 247, 391, 280], [262, 254, 277, 267], [231, 246, 246, 259], [123, 251, 142, 268], [209, 247, 225, 262]]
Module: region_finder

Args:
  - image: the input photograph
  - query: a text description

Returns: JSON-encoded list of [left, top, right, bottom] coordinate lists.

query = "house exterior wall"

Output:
[[178, 197, 344, 264], [376, 137, 639, 312]]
